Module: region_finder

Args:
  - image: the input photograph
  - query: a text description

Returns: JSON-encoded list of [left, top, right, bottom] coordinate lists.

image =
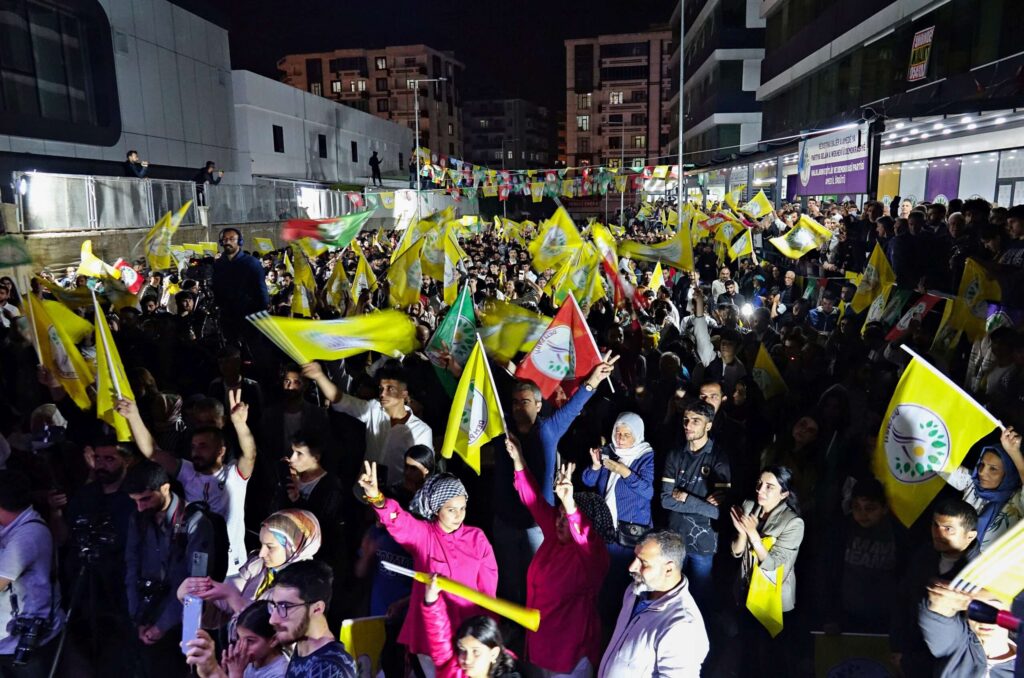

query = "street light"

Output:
[[410, 76, 447, 222], [501, 137, 519, 219], [676, 1, 686, 224]]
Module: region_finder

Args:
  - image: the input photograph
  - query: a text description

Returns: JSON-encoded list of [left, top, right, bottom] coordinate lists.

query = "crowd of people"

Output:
[[0, 190, 1021, 678]]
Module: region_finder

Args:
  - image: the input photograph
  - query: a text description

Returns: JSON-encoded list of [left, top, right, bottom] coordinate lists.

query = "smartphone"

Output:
[[180, 594, 202, 655]]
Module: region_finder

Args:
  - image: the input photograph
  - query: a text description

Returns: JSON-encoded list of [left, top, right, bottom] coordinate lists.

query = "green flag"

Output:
[[281, 209, 375, 249], [426, 285, 477, 395]]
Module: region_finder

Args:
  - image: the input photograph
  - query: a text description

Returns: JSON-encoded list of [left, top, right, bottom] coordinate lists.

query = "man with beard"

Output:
[[211, 227, 269, 343], [123, 461, 216, 678], [266, 559, 356, 678], [598, 530, 708, 677], [117, 389, 257, 576]]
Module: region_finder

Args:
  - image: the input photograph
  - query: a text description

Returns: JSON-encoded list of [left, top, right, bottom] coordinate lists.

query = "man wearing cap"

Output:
[[122, 460, 217, 677]]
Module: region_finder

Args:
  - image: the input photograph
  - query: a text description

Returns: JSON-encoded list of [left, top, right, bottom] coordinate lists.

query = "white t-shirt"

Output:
[[0, 303, 20, 329], [177, 459, 249, 576]]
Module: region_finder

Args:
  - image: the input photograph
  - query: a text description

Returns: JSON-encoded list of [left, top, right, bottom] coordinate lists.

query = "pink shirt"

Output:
[[514, 469, 609, 673], [373, 498, 498, 656]]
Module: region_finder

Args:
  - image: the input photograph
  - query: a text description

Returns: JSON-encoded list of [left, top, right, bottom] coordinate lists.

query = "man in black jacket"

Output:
[[124, 150, 148, 178], [661, 400, 730, 613], [211, 227, 269, 344]]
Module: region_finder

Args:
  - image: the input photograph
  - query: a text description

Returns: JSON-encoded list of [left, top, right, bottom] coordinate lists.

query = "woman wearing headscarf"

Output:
[[941, 427, 1024, 551], [507, 438, 610, 677], [358, 460, 498, 677], [177, 509, 321, 613], [581, 412, 654, 619]]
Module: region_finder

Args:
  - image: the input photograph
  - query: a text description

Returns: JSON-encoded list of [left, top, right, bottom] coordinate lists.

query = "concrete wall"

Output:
[[0, 0, 237, 176], [232, 71, 415, 186]]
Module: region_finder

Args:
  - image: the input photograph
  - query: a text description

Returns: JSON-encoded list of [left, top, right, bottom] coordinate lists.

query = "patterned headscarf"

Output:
[[573, 491, 616, 544], [410, 473, 468, 521], [239, 509, 322, 600]]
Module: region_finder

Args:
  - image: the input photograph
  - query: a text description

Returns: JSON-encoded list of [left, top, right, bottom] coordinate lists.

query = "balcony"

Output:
[[392, 64, 427, 75], [599, 101, 646, 113]]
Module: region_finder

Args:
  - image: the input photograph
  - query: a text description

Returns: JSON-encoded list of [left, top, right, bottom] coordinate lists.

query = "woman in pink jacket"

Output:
[[358, 460, 498, 676], [507, 439, 611, 677]]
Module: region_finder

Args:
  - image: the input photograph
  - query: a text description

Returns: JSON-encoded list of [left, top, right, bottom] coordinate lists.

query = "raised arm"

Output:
[[115, 398, 178, 476], [357, 460, 431, 553], [302, 361, 340, 403], [508, 438, 558, 537], [227, 389, 256, 479], [1000, 427, 1024, 481]]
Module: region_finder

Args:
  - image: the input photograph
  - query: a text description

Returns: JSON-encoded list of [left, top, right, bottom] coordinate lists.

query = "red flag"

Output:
[[498, 185, 510, 202], [885, 293, 942, 342], [515, 293, 602, 400]]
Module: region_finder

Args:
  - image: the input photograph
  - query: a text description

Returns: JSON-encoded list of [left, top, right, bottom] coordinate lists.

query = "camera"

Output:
[[9, 616, 49, 666], [71, 514, 117, 564]]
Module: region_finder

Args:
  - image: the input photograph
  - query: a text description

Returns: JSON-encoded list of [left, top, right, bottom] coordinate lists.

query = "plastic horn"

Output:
[[381, 562, 541, 631]]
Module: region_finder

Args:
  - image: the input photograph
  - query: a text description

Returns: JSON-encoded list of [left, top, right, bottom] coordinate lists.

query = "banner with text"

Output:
[[796, 124, 869, 195]]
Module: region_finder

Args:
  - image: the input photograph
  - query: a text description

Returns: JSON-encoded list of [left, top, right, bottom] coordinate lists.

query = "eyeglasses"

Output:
[[266, 600, 310, 618]]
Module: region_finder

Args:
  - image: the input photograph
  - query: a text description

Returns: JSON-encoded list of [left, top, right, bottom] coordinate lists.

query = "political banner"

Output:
[[796, 125, 869, 195]]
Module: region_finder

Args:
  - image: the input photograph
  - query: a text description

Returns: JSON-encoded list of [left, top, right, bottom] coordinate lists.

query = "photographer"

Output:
[[123, 461, 217, 678], [0, 470, 61, 678]]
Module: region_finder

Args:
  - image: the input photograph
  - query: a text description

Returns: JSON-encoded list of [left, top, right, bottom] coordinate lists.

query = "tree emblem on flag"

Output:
[[964, 278, 985, 319], [541, 229, 567, 257], [751, 368, 770, 397], [529, 325, 574, 379], [47, 325, 76, 380], [406, 259, 422, 288], [859, 264, 878, 296], [883, 404, 951, 483], [460, 386, 488, 445]]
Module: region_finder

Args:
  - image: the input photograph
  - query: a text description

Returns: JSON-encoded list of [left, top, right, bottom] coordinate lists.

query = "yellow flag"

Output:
[[751, 344, 787, 400], [93, 294, 135, 441], [350, 242, 377, 304], [768, 216, 832, 260], [442, 230, 468, 306], [325, 260, 351, 311], [298, 237, 328, 259], [952, 519, 1024, 603], [27, 295, 95, 410], [289, 244, 317, 318], [142, 212, 174, 271], [620, 222, 694, 272], [418, 223, 448, 280], [727, 229, 753, 261], [387, 237, 425, 308], [930, 299, 964, 360], [861, 283, 894, 335], [78, 240, 119, 279], [740, 189, 774, 220], [247, 310, 416, 364], [441, 337, 506, 474], [480, 302, 552, 364], [954, 259, 1001, 342], [873, 349, 998, 526], [725, 184, 746, 212], [649, 262, 665, 291], [746, 536, 784, 637], [851, 242, 896, 313], [528, 207, 583, 273], [253, 237, 275, 255], [338, 618, 386, 677]]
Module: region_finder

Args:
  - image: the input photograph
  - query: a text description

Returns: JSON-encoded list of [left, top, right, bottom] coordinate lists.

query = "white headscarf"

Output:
[[605, 412, 653, 528]]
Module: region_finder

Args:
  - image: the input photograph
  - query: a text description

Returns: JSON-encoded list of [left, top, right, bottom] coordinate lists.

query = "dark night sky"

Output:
[[211, 0, 676, 113]]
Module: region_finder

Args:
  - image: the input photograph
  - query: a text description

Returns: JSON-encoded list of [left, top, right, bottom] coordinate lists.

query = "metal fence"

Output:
[[14, 172, 200, 232], [12, 172, 457, 233]]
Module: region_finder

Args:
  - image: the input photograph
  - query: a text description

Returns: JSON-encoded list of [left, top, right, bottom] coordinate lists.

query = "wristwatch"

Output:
[[584, 383, 595, 392]]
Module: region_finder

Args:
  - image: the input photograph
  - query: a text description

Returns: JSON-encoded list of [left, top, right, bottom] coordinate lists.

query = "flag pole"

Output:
[[92, 288, 122, 400], [899, 344, 1002, 430], [567, 291, 614, 393], [450, 284, 464, 348], [19, 270, 42, 363]]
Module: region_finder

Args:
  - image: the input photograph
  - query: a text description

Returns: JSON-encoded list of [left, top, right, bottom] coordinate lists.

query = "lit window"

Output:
[[633, 135, 646, 148], [480, 119, 490, 128], [577, 93, 592, 110], [375, 56, 387, 70], [331, 80, 342, 93], [610, 91, 623, 105], [576, 115, 590, 131], [357, 80, 367, 91]]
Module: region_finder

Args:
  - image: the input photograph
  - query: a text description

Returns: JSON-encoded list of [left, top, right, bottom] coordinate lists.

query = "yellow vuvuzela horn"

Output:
[[382, 562, 541, 631]]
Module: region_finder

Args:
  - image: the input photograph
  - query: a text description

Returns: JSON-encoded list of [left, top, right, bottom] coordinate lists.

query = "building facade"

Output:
[[232, 71, 412, 186], [666, 0, 765, 165], [277, 45, 464, 159], [564, 29, 673, 170], [463, 99, 552, 169]]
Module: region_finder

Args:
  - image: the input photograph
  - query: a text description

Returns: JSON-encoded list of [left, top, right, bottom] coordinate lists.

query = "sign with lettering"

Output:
[[796, 124, 868, 195], [907, 26, 935, 82]]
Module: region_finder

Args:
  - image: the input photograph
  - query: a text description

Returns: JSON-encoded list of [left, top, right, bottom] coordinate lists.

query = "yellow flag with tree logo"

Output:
[[752, 344, 787, 399], [953, 258, 1001, 342], [441, 336, 506, 474], [27, 294, 95, 410], [387, 237, 425, 308], [350, 242, 377, 304], [873, 348, 999, 526], [851, 242, 896, 313], [740, 189, 774, 220], [528, 207, 583, 272]]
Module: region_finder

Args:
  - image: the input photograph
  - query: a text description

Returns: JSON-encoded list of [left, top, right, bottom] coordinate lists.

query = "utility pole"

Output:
[[412, 76, 447, 223], [676, 1, 686, 220], [501, 137, 518, 220]]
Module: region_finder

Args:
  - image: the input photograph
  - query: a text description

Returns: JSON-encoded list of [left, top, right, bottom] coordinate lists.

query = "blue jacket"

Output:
[[495, 386, 595, 528], [581, 451, 654, 527], [212, 250, 270, 320]]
